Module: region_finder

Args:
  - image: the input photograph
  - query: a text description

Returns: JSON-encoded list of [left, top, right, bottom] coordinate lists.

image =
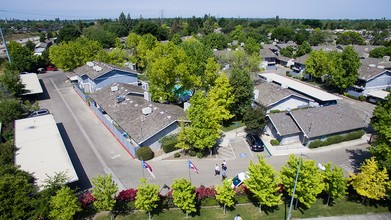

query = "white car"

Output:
[[230, 171, 249, 189]]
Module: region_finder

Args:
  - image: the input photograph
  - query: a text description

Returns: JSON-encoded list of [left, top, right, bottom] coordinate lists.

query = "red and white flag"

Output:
[[188, 160, 199, 174], [142, 160, 156, 178]]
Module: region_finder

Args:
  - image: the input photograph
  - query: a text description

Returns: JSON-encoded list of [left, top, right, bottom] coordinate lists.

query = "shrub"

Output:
[[358, 95, 366, 101], [195, 185, 217, 200], [174, 152, 181, 158], [136, 146, 154, 160], [196, 152, 203, 158], [270, 139, 280, 146], [269, 109, 281, 113], [162, 138, 178, 153], [308, 130, 365, 148], [117, 188, 138, 202], [344, 93, 359, 100], [79, 191, 95, 207], [188, 150, 196, 157]]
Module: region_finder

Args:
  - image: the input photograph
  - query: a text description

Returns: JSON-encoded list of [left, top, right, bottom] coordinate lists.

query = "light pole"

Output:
[[287, 154, 325, 220]]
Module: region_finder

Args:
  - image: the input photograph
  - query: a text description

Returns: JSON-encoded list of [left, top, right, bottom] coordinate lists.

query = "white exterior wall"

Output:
[[280, 135, 301, 145]]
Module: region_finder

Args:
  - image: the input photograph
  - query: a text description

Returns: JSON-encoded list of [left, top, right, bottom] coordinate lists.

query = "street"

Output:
[[37, 71, 372, 192]]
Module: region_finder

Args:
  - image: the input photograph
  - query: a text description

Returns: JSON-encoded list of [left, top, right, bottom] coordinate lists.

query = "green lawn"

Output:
[[95, 198, 390, 220]]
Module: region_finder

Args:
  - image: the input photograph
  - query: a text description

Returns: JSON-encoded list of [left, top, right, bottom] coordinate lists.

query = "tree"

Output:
[[92, 174, 118, 213], [280, 155, 325, 209], [305, 49, 330, 80], [39, 32, 46, 42], [308, 28, 326, 46], [242, 107, 267, 131], [296, 41, 312, 57], [215, 179, 236, 214], [135, 178, 160, 220], [271, 26, 294, 42], [331, 46, 360, 91], [49, 186, 81, 220], [0, 140, 15, 166], [279, 45, 294, 58], [25, 40, 36, 52], [49, 37, 103, 71], [244, 155, 282, 211], [244, 37, 260, 55], [0, 166, 37, 220], [336, 31, 365, 45], [83, 26, 116, 48], [370, 94, 391, 171], [136, 34, 158, 70], [229, 67, 254, 117], [0, 98, 25, 123], [323, 163, 347, 206], [0, 68, 26, 96], [201, 33, 230, 50], [350, 157, 389, 203], [171, 178, 196, 218], [7, 41, 35, 72], [229, 49, 260, 74], [207, 74, 234, 122], [178, 90, 221, 152], [57, 24, 82, 43]]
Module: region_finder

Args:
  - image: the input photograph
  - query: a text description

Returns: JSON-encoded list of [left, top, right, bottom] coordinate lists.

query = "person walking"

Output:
[[215, 164, 220, 175], [221, 168, 227, 180], [222, 160, 227, 171]]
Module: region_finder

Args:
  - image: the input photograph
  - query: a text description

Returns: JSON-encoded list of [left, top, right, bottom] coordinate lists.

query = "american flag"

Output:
[[188, 160, 199, 174], [142, 160, 156, 178]]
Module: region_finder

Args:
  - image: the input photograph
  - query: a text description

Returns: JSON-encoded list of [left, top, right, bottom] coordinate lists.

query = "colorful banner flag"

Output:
[[188, 160, 199, 174], [142, 160, 156, 178]]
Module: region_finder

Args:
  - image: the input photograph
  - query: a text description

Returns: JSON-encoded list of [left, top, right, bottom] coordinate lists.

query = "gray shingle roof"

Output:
[[90, 83, 186, 144], [290, 104, 366, 138], [361, 57, 391, 69], [358, 65, 389, 81], [254, 81, 313, 108], [260, 47, 277, 58], [268, 112, 301, 136], [73, 61, 137, 80]]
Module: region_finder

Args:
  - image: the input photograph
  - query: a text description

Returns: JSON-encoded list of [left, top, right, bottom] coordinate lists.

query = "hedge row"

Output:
[[161, 134, 179, 153], [309, 130, 365, 148]]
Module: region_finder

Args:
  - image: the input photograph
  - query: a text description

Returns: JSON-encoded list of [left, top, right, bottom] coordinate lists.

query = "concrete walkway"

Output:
[[302, 213, 391, 220]]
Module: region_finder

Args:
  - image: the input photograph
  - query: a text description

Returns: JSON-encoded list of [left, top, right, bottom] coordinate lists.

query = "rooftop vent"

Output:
[[86, 61, 94, 67], [142, 107, 152, 115], [116, 95, 125, 103], [369, 64, 376, 67], [111, 86, 118, 92], [93, 66, 103, 72]]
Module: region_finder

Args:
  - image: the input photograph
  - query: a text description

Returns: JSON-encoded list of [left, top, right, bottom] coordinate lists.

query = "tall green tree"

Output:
[[207, 74, 234, 122], [7, 41, 35, 72], [242, 107, 267, 131], [331, 46, 360, 91], [323, 163, 347, 206], [92, 174, 118, 214], [245, 155, 282, 211], [177, 90, 221, 151], [336, 31, 365, 45], [0, 98, 25, 123], [280, 155, 325, 209], [244, 37, 260, 55], [49, 37, 103, 71], [0, 166, 37, 220], [171, 178, 196, 218], [350, 157, 390, 203], [136, 34, 158, 70], [49, 186, 81, 220], [57, 24, 82, 43], [296, 41, 312, 57], [305, 49, 330, 80], [0, 140, 15, 166], [0, 68, 26, 96], [370, 94, 391, 171], [229, 67, 253, 117], [135, 178, 160, 220], [83, 26, 117, 48], [215, 179, 236, 214]]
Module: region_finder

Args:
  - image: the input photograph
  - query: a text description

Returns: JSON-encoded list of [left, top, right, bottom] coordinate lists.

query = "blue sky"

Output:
[[2, 0, 390, 20]]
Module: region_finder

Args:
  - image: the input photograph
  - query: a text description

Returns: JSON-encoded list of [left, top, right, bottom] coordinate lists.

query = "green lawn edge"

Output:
[[94, 198, 390, 220]]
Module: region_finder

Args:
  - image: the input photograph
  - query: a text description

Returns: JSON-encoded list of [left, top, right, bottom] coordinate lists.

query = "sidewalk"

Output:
[[302, 213, 391, 220]]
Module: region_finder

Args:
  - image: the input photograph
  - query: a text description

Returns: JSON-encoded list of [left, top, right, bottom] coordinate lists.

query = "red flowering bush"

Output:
[[117, 188, 138, 202], [195, 185, 217, 200], [235, 184, 249, 195], [79, 191, 95, 207]]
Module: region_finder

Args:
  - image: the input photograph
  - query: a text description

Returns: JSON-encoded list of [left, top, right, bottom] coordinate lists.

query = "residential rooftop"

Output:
[[290, 104, 367, 139], [267, 112, 301, 136], [73, 61, 138, 80], [259, 73, 342, 102], [357, 65, 390, 81], [90, 83, 186, 144], [20, 73, 43, 95]]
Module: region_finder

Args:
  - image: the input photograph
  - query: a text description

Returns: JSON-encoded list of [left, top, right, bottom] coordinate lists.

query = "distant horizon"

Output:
[[2, 0, 390, 21]]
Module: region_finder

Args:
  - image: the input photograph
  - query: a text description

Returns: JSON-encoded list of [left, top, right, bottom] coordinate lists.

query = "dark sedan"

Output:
[[245, 134, 265, 152]]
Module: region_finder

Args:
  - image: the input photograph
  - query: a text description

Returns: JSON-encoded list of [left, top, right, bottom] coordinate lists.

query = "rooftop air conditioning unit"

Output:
[[116, 95, 125, 103], [142, 107, 152, 115], [87, 61, 94, 67], [111, 86, 118, 92]]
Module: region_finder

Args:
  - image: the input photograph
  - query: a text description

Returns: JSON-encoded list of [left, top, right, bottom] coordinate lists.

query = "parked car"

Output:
[[28, 109, 50, 117], [37, 68, 46, 73], [230, 171, 249, 189], [245, 133, 265, 152], [47, 65, 58, 71]]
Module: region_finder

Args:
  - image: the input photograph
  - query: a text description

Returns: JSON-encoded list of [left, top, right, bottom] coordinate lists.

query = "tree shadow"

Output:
[[345, 148, 372, 173]]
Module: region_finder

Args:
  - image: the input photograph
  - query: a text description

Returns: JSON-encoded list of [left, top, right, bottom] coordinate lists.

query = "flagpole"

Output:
[[188, 160, 192, 183], [141, 159, 145, 178]]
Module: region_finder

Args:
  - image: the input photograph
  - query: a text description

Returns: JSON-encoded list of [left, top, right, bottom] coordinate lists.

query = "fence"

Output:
[[73, 83, 89, 102], [90, 103, 137, 157]]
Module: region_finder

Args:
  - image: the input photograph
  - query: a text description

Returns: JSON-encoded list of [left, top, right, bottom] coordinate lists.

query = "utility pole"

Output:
[[0, 27, 11, 63]]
